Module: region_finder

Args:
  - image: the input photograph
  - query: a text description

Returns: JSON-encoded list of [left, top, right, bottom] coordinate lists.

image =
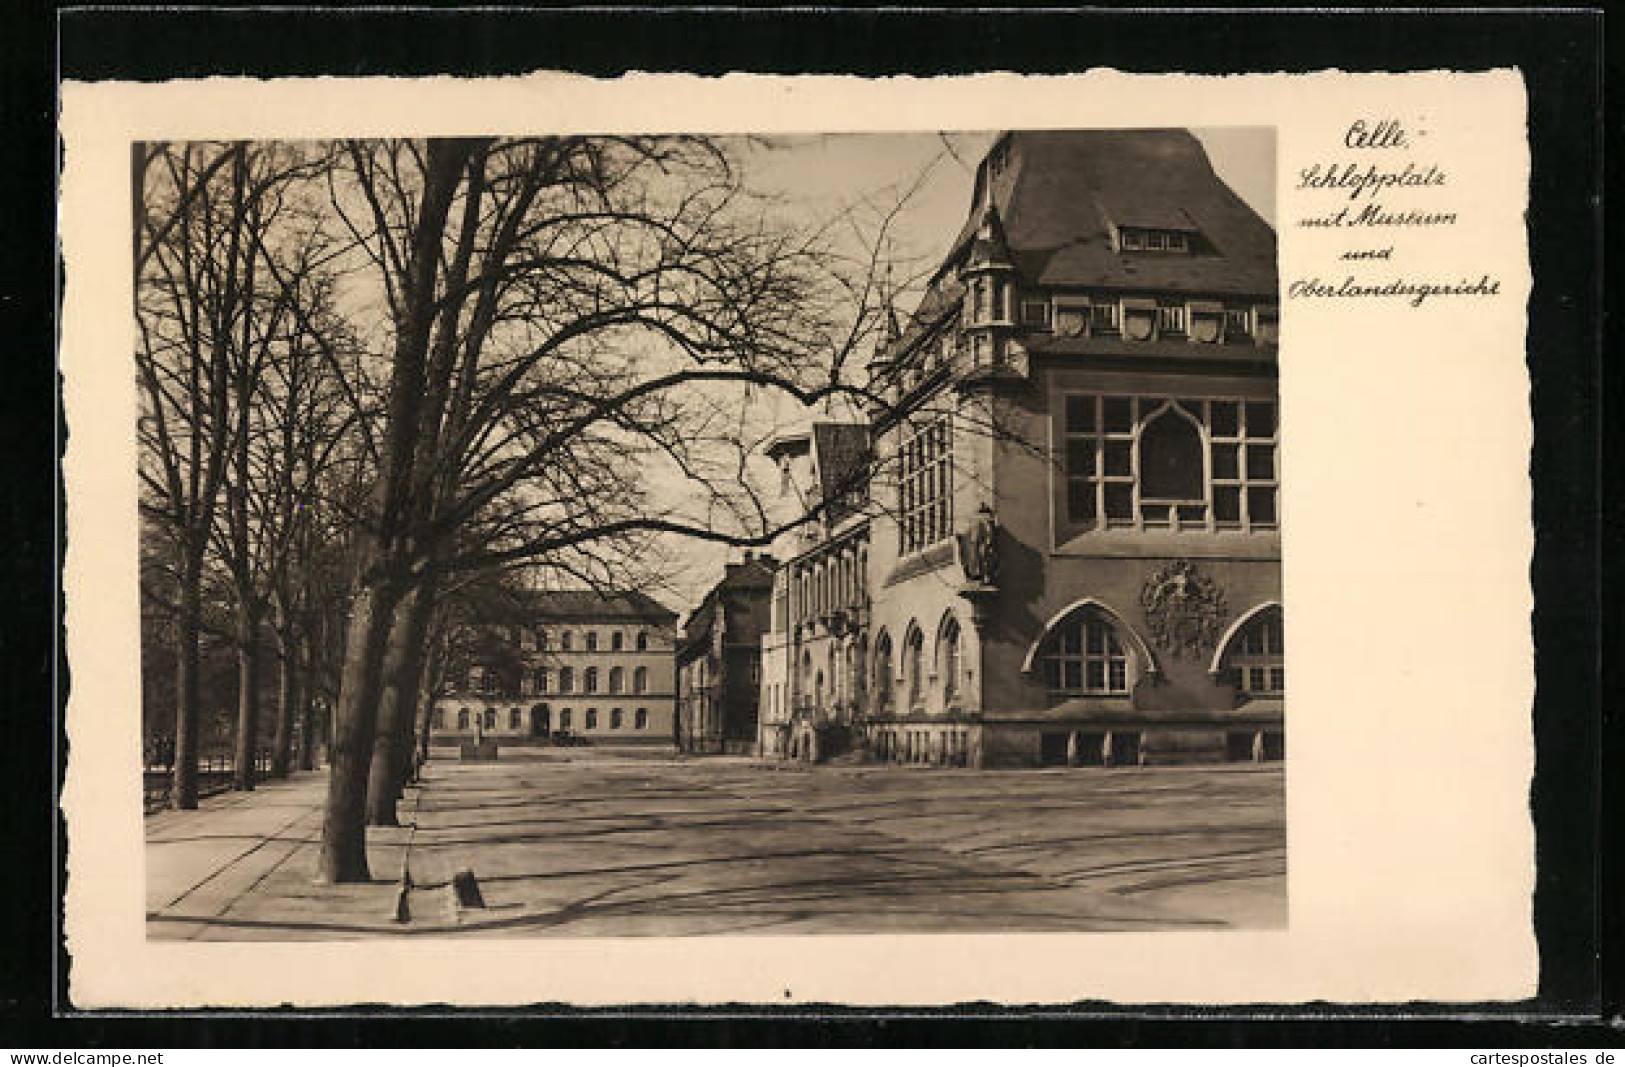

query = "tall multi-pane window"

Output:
[[1063, 395, 1135, 527], [899, 418, 953, 554], [559, 708, 572, 730], [509, 708, 522, 730], [1209, 399, 1278, 529], [561, 632, 574, 651], [586, 631, 599, 652], [1062, 395, 1278, 534], [636, 631, 648, 651], [904, 628, 925, 710], [609, 666, 624, 694], [1227, 610, 1285, 695], [585, 667, 599, 693], [611, 631, 624, 651], [872, 634, 894, 712], [633, 666, 648, 694], [1043, 614, 1129, 695], [559, 666, 575, 693], [535, 667, 549, 693], [940, 617, 962, 702]]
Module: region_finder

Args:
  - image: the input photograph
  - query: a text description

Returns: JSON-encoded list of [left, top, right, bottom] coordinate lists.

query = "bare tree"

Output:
[[136, 142, 297, 807]]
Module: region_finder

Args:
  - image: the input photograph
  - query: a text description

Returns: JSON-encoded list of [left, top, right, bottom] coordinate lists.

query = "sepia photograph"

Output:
[[134, 126, 1287, 941]]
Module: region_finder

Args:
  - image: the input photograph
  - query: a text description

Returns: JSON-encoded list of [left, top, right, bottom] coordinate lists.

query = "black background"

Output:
[[3, 3, 1610, 1047]]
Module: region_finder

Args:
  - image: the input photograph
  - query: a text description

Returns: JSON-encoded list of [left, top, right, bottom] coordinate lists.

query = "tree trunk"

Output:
[[315, 577, 403, 883], [365, 582, 435, 826], [297, 634, 317, 772], [170, 560, 203, 810], [232, 603, 262, 791], [317, 139, 472, 883], [270, 630, 296, 778]]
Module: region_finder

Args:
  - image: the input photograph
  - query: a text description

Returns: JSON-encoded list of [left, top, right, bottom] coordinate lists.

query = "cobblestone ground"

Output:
[[146, 750, 1285, 940]]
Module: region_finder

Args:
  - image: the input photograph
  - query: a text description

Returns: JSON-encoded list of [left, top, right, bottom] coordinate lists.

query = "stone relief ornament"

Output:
[[1140, 559, 1228, 659]]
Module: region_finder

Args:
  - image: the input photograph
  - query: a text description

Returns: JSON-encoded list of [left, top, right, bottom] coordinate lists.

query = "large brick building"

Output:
[[432, 589, 678, 747], [759, 129, 1283, 768]]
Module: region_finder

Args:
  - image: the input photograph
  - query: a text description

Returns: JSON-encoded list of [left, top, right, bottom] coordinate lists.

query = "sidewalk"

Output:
[[147, 752, 1285, 940], [146, 768, 415, 940]]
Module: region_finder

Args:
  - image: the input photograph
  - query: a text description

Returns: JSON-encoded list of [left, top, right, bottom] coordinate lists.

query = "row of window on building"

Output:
[[436, 705, 651, 732], [461, 664, 652, 696], [882, 395, 1280, 564], [1023, 296, 1277, 346], [785, 538, 868, 627], [769, 605, 1283, 721], [508, 629, 654, 653]]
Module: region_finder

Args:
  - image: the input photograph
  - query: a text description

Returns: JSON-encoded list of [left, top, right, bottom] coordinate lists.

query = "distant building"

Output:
[[758, 422, 872, 762], [431, 589, 678, 746], [759, 129, 1283, 768], [675, 553, 776, 754]]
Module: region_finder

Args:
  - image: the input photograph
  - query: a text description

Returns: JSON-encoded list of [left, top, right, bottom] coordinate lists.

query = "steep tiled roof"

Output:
[[520, 588, 677, 622], [946, 129, 1277, 297], [879, 129, 1277, 373]]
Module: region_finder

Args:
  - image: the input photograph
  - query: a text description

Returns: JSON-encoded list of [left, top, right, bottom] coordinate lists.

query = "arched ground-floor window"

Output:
[[1043, 611, 1130, 695], [1223, 607, 1284, 695]]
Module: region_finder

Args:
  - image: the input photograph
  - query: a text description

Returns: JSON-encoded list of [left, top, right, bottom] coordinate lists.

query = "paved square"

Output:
[[147, 752, 1286, 939]]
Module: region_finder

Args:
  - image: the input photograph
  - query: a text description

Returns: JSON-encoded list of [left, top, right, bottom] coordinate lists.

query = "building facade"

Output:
[[431, 590, 679, 747], [675, 553, 776, 754], [760, 129, 1284, 768]]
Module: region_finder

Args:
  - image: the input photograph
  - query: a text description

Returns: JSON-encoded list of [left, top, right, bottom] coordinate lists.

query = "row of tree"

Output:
[[136, 135, 940, 882]]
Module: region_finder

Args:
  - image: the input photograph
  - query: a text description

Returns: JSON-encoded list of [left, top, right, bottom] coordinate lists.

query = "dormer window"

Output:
[[1117, 226, 1192, 254]]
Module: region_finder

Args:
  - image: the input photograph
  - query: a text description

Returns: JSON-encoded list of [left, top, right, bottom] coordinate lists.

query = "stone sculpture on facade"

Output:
[[1140, 559, 1228, 660]]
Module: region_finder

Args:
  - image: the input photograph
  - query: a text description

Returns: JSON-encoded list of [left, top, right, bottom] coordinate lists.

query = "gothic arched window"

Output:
[[1043, 612, 1130, 695], [1224, 608, 1285, 695], [872, 632, 894, 712], [939, 617, 962, 702], [904, 626, 926, 710]]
